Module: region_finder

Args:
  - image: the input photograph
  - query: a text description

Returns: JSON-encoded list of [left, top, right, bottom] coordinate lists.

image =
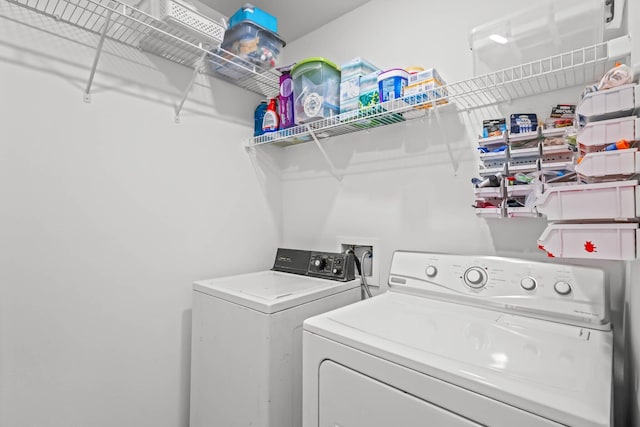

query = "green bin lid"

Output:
[[291, 57, 339, 74]]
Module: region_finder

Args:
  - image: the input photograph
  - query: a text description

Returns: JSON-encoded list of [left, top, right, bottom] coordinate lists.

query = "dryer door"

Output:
[[319, 361, 481, 426]]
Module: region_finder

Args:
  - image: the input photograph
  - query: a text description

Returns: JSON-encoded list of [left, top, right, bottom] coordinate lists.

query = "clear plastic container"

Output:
[[220, 20, 285, 69], [470, 0, 605, 76], [291, 57, 341, 123]]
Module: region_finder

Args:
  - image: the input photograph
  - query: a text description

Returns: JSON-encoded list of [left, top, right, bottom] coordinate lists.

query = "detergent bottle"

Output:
[[254, 101, 268, 137], [262, 98, 280, 133]]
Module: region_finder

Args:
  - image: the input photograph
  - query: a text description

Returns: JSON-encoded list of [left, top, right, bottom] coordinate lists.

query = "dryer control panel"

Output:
[[387, 251, 611, 330]]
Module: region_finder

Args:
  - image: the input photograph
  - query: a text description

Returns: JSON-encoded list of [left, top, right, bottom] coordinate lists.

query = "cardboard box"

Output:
[[408, 68, 445, 85]]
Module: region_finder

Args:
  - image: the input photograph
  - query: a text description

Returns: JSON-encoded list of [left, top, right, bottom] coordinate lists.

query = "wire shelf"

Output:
[[249, 36, 631, 147], [7, 0, 281, 97]]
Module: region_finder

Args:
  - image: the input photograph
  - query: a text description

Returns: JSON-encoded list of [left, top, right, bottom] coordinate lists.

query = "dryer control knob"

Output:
[[332, 267, 342, 276], [554, 281, 572, 295], [464, 267, 487, 289], [425, 265, 438, 278], [520, 277, 537, 291]]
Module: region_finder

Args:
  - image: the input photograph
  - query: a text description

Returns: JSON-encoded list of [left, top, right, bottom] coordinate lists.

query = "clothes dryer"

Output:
[[303, 251, 613, 427]]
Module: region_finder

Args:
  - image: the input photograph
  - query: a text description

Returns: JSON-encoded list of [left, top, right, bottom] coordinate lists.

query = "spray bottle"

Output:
[[262, 98, 280, 133]]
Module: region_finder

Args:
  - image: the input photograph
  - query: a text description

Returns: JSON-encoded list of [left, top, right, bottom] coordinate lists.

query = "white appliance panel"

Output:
[[190, 283, 360, 427], [304, 292, 612, 427], [319, 361, 480, 427], [193, 270, 358, 313]]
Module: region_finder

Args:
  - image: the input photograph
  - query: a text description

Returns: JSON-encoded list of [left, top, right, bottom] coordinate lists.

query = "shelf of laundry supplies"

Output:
[[7, 0, 281, 98], [248, 35, 631, 148]]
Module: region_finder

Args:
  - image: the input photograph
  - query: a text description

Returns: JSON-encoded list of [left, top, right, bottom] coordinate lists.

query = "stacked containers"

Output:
[[291, 58, 341, 124], [220, 21, 285, 70], [215, 5, 284, 76], [339, 57, 380, 119], [228, 4, 278, 33]]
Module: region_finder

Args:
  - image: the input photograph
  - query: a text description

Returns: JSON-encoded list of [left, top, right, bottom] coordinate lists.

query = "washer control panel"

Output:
[[307, 251, 355, 282], [388, 251, 610, 330]]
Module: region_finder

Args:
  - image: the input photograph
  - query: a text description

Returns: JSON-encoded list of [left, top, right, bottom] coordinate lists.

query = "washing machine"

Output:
[[303, 250, 613, 427], [190, 248, 361, 427]]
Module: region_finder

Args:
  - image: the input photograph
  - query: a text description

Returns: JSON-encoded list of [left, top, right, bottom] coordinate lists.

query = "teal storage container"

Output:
[[229, 4, 278, 33], [291, 57, 341, 124]]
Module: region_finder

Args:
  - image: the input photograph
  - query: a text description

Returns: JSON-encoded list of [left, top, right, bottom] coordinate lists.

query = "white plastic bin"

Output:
[[577, 115, 639, 153], [576, 84, 640, 124], [537, 222, 639, 260], [576, 148, 640, 181], [535, 180, 639, 220], [507, 207, 538, 218]]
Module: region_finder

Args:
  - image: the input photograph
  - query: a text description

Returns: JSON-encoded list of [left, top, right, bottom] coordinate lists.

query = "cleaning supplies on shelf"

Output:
[[377, 68, 409, 102], [254, 100, 268, 137], [262, 98, 280, 133], [278, 63, 295, 129]]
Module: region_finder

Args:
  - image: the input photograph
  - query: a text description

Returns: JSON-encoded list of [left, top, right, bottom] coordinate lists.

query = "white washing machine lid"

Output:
[[193, 270, 359, 314], [304, 291, 612, 427]]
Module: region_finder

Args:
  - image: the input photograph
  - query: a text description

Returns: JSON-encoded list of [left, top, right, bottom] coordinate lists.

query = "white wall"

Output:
[[0, 3, 281, 427], [280, 0, 630, 425], [626, 0, 640, 424]]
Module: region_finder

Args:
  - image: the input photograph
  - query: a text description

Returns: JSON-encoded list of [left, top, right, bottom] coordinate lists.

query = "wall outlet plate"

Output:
[[337, 236, 380, 287]]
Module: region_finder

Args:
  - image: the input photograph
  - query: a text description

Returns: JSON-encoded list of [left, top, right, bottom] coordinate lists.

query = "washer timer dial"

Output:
[[463, 267, 487, 289]]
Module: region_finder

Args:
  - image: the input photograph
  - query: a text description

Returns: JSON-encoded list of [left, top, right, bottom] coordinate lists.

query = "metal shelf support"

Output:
[[175, 49, 207, 123], [306, 124, 343, 181], [83, 8, 113, 103]]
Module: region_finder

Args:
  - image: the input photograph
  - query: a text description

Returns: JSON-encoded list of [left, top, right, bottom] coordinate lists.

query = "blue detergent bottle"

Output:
[[254, 101, 268, 137]]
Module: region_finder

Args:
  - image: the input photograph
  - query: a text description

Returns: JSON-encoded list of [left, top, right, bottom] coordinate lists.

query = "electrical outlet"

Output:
[[337, 236, 380, 287]]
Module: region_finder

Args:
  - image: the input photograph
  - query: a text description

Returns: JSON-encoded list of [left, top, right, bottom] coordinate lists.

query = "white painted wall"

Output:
[[0, 3, 281, 427], [280, 0, 631, 425], [625, 0, 640, 424]]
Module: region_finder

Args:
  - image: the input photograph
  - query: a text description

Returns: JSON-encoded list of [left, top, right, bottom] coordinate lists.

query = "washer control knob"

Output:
[[425, 265, 438, 278], [332, 267, 342, 276], [520, 277, 537, 291], [314, 258, 327, 269], [464, 267, 487, 289], [554, 281, 572, 295]]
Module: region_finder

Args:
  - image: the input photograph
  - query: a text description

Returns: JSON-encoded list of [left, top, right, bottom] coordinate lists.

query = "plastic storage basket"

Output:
[[141, 0, 226, 45], [291, 58, 341, 124]]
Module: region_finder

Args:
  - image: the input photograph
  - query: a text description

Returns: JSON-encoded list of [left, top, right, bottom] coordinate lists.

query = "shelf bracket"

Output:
[[306, 124, 342, 181], [84, 9, 114, 103], [431, 103, 459, 174], [175, 49, 207, 123]]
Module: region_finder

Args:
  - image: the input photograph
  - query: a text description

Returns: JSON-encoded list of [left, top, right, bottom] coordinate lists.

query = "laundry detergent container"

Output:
[[292, 58, 340, 124]]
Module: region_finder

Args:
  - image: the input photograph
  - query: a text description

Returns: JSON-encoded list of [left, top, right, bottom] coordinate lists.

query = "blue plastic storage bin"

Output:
[[229, 4, 277, 33]]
